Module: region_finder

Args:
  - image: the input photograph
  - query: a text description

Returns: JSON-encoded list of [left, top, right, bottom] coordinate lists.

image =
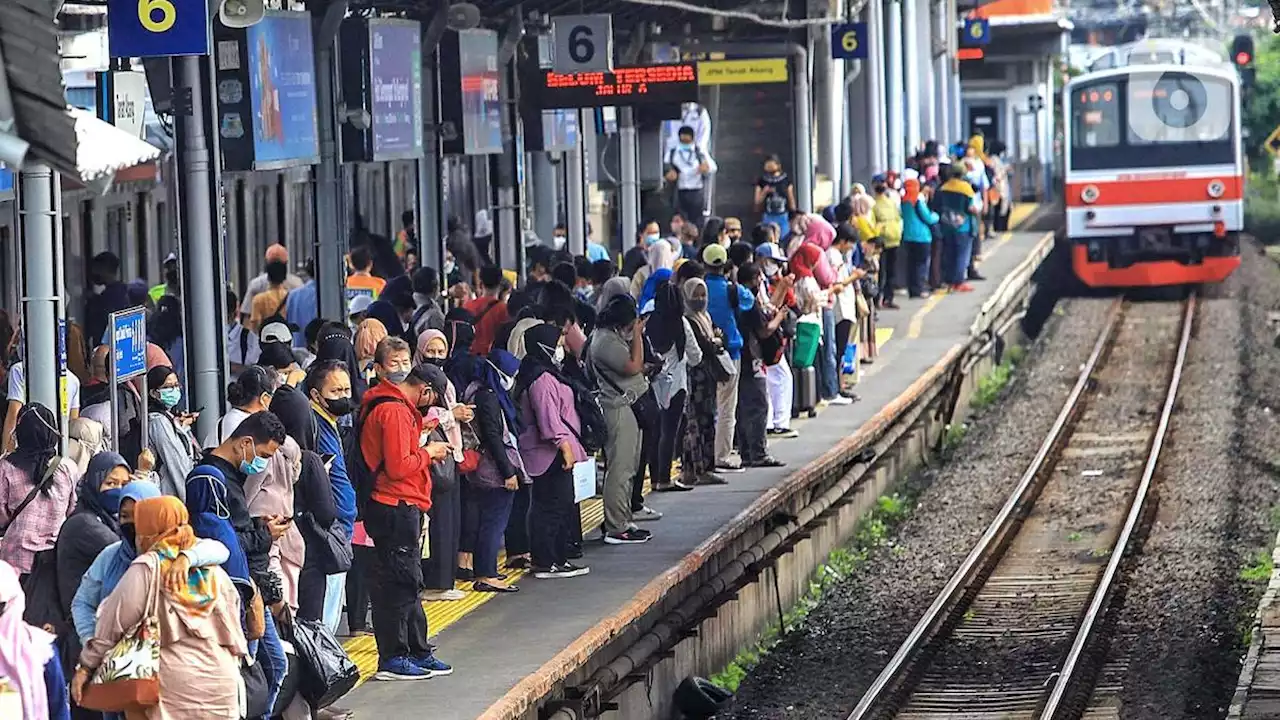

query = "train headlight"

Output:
[[1081, 185, 1100, 204], [1207, 179, 1226, 199]]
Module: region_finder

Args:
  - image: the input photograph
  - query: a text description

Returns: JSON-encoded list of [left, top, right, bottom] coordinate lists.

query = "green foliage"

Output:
[[1246, 171, 1280, 241], [1244, 33, 1280, 162], [943, 422, 968, 450], [708, 494, 914, 692], [1242, 549, 1274, 584]]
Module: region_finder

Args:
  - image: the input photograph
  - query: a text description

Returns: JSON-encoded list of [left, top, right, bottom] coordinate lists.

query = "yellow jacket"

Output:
[[854, 214, 882, 244], [872, 194, 904, 248]]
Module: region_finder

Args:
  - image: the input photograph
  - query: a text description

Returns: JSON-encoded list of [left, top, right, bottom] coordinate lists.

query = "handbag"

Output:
[[458, 422, 481, 474], [244, 580, 266, 641], [299, 511, 354, 575], [79, 557, 162, 713]]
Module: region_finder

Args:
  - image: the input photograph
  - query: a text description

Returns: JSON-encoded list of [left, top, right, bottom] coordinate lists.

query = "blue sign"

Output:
[[459, 30, 503, 155], [111, 307, 148, 381], [0, 163, 13, 200], [369, 19, 424, 161], [246, 12, 320, 169], [831, 23, 868, 60], [962, 18, 990, 46], [107, 0, 210, 59]]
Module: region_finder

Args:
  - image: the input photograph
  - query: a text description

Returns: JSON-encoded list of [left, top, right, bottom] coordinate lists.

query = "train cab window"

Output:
[[1071, 82, 1121, 148], [1125, 72, 1232, 145]]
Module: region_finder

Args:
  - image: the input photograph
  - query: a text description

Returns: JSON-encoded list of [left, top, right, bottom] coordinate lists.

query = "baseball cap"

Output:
[[259, 320, 295, 344], [755, 242, 786, 263], [163, 252, 178, 265], [348, 294, 373, 317], [701, 243, 728, 267]]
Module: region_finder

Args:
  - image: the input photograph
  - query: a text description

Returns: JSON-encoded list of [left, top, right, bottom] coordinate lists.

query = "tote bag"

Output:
[[80, 558, 162, 712]]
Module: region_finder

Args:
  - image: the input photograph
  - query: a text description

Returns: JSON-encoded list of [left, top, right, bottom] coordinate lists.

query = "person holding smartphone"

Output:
[[144, 365, 200, 501]]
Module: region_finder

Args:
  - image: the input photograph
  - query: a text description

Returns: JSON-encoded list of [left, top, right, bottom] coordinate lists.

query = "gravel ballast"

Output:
[[728, 245, 1280, 719]]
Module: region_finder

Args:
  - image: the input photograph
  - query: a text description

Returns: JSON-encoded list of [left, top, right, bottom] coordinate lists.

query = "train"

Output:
[[1063, 38, 1244, 287]]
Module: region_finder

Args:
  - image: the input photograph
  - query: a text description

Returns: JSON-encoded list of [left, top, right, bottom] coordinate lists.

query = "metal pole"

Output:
[[173, 56, 221, 442], [619, 108, 639, 256], [868, 0, 888, 172], [494, 62, 519, 270], [886, 0, 906, 171], [792, 47, 814, 212], [314, 29, 345, 319], [1044, 59, 1056, 201], [18, 163, 58, 420], [531, 152, 558, 242], [419, 44, 444, 272], [812, 21, 838, 185], [920, 0, 936, 142], [903, 0, 921, 155], [565, 110, 587, 257], [951, 67, 962, 141], [936, 0, 951, 146], [108, 343, 118, 452]]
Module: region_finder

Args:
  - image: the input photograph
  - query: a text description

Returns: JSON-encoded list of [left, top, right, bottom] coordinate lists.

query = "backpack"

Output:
[[764, 191, 787, 216], [348, 395, 411, 519]]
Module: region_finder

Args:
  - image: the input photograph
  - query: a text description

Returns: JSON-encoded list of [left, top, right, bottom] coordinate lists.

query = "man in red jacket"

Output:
[[360, 337, 453, 681]]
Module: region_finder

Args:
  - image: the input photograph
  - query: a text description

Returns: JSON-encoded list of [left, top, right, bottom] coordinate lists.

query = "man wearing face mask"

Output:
[[85, 251, 131, 350], [583, 221, 609, 263], [357, 337, 453, 681], [664, 126, 717, 229], [305, 361, 360, 634]]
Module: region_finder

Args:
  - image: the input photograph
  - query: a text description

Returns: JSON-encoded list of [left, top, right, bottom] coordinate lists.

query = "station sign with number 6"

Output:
[[552, 15, 614, 74], [107, 0, 210, 59]]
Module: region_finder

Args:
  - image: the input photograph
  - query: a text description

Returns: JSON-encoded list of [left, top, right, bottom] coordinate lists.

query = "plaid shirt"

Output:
[[0, 458, 79, 574]]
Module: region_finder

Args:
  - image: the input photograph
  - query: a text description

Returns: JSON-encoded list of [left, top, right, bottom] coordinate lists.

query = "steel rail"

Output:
[[846, 296, 1128, 720], [1039, 290, 1197, 719]]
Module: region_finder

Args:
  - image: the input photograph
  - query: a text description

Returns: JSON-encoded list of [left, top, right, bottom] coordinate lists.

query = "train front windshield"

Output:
[[1070, 72, 1236, 171]]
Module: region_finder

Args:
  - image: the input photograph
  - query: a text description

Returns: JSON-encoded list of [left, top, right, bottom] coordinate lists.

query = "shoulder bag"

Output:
[[79, 556, 162, 712]]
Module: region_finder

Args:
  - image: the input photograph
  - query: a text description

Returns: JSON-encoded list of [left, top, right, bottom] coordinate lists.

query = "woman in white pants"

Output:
[[754, 235, 799, 439]]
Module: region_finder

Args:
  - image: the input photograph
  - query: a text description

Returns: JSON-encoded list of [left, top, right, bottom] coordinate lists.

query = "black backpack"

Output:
[[567, 375, 608, 454], [348, 395, 409, 519]]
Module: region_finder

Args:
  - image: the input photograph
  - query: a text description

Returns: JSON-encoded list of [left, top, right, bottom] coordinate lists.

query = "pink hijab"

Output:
[[416, 329, 464, 461], [804, 214, 836, 250], [0, 560, 52, 720]]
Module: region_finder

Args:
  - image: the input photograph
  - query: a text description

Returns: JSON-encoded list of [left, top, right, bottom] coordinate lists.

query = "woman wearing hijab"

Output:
[[629, 239, 676, 301], [679, 280, 723, 487], [243, 425, 304, 613], [71, 481, 229, 645], [0, 559, 71, 720], [315, 323, 366, 407], [647, 282, 701, 492], [513, 323, 590, 578], [460, 350, 524, 592], [638, 267, 673, 311], [0, 403, 80, 577], [72, 497, 247, 719], [353, 319, 389, 386], [54, 453, 130, 626], [900, 177, 941, 298], [365, 299, 407, 344], [144, 366, 199, 501], [595, 276, 632, 313]]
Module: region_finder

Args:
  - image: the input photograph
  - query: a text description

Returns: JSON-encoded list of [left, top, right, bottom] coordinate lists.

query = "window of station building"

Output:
[[1071, 82, 1121, 148]]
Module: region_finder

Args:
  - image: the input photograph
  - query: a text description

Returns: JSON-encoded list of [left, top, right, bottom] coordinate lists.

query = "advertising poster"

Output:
[[246, 11, 320, 168], [458, 30, 503, 155], [369, 19, 424, 160]]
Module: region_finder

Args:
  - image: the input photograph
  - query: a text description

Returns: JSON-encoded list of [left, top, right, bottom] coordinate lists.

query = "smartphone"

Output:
[[321, 453, 337, 466]]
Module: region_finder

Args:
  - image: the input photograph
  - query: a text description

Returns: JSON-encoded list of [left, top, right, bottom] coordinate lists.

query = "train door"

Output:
[[967, 103, 1003, 145], [389, 160, 416, 241]]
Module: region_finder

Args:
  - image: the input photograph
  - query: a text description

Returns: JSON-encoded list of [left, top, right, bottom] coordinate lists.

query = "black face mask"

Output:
[[121, 523, 137, 550], [423, 356, 445, 367], [323, 396, 355, 418]]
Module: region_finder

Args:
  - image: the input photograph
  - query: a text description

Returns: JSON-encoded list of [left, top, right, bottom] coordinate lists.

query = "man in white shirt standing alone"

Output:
[[664, 125, 717, 229]]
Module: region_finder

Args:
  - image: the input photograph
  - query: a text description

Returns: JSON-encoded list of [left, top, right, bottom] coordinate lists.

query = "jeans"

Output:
[[603, 402, 642, 532], [765, 357, 793, 430], [735, 360, 769, 462], [530, 463, 577, 567], [880, 245, 900, 303], [472, 486, 515, 580], [817, 308, 839, 400], [947, 232, 975, 285], [323, 572, 346, 635], [905, 241, 931, 296], [713, 357, 741, 464], [257, 610, 287, 716], [653, 390, 687, 487], [364, 499, 431, 663]]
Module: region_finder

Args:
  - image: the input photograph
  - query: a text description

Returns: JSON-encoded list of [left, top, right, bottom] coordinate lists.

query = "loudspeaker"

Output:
[[219, 0, 265, 28]]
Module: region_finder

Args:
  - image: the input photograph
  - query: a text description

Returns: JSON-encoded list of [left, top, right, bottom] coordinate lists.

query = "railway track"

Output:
[[847, 294, 1197, 720]]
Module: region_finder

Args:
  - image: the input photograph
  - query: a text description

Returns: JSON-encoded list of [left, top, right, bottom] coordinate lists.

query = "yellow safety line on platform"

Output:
[[876, 327, 894, 349]]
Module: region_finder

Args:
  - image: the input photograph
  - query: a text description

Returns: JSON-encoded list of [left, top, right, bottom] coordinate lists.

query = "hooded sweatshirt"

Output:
[[359, 381, 434, 512]]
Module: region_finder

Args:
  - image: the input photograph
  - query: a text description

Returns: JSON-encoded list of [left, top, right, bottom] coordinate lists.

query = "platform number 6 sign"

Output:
[[552, 15, 614, 74]]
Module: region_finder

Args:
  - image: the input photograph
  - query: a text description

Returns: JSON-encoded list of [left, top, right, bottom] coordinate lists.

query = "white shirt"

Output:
[[227, 323, 261, 367], [668, 146, 717, 190], [663, 105, 712, 157], [204, 407, 251, 449], [7, 362, 81, 420]]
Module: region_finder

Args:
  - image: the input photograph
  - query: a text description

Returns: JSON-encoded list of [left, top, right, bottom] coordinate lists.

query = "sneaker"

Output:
[[409, 652, 453, 677], [953, 283, 975, 293], [604, 528, 652, 545], [746, 456, 786, 468], [534, 563, 591, 578], [633, 505, 663, 522], [374, 656, 432, 681], [699, 472, 730, 485], [505, 556, 531, 570], [420, 588, 466, 602], [715, 462, 746, 474], [767, 428, 799, 439], [455, 567, 475, 581], [968, 271, 986, 281], [882, 301, 901, 310], [828, 395, 854, 406]]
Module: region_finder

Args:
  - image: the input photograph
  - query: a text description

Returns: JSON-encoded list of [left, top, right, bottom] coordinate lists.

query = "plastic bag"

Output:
[[286, 617, 359, 709]]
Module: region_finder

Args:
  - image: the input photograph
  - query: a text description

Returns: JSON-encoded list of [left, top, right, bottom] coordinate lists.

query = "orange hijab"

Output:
[[134, 496, 217, 614], [903, 178, 921, 205]]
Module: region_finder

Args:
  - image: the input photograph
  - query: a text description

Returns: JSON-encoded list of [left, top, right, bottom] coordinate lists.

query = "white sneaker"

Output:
[[633, 505, 663, 522], [828, 396, 854, 406], [420, 588, 466, 601]]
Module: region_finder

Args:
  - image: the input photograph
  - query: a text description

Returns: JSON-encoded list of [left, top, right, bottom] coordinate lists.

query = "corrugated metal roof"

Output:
[[69, 107, 161, 182]]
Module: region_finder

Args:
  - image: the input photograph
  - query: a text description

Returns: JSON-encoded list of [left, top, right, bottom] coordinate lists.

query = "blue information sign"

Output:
[[111, 307, 148, 381], [107, 0, 210, 59], [246, 12, 321, 168], [831, 23, 868, 60], [962, 18, 991, 46], [0, 163, 12, 201]]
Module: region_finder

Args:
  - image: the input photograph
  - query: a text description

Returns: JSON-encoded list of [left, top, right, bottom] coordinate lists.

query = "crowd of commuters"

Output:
[[0, 132, 1010, 718]]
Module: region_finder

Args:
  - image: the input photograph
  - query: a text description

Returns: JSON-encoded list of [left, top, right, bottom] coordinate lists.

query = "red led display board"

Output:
[[530, 63, 699, 109]]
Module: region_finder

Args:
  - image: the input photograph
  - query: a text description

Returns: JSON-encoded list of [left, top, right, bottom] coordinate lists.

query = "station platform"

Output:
[[340, 207, 1052, 719]]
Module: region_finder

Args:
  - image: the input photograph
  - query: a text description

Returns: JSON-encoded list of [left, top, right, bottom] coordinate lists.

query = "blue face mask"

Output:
[[157, 387, 181, 409], [240, 450, 269, 476], [100, 487, 123, 516], [644, 234, 661, 246], [679, 142, 694, 152]]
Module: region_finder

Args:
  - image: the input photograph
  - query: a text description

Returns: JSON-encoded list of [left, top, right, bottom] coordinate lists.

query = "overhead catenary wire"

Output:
[[618, 0, 871, 28]]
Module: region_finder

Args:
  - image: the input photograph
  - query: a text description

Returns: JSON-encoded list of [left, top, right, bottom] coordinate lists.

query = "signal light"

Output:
[[1236, 51, 1252, 66], [1232, 34, 1255, 67]]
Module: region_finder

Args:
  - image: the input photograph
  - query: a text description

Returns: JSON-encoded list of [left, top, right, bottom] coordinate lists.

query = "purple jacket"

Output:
[[517, 373, 587, 478]]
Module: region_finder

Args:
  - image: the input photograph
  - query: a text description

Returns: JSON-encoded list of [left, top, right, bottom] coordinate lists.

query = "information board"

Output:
[[245, 12, 320, 169], [111, 307, 148, 381], [369, 19, 424, 160], [531, 64, 699, 110], [0, 164, 12, 201], [107, 0, 210, 59]]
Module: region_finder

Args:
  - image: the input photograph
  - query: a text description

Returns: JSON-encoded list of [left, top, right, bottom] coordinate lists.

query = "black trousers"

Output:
[[834, 319, 854, 374], [676, 188, 706, 227], [929, 234, 944, 289], [345, 545, 376, 633], [530, 463, 576, 569], [422, 480, 460, 591], [736, 362, 769, 462], [880, 246, 900, 302], [653, 390, 687, 487], [631, 404, 660, 510], [297, 555, 327, 622], [364, 499, 431, 662], [905, 241, 931, 297], [504, 482, 532, 557]]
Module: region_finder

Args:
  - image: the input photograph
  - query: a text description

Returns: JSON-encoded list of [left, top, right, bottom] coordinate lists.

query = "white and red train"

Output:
[[1064, 38, 1243, 287]]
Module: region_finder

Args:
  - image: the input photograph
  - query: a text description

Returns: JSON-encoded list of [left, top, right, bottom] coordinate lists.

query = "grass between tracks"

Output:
[[710, 347, 1028, 693]]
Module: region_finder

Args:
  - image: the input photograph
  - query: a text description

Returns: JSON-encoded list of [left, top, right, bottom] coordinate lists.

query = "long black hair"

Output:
[[10, 403, 59, 492], [647, 280, 686, 357]]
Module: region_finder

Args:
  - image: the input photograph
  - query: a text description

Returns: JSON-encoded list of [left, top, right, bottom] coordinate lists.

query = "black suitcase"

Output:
[[792, 364, 818, 418]]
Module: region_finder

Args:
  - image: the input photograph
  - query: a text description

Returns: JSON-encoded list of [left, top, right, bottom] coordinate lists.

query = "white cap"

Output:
[[348, 294, 373, 317], [259, 320, 294, 345]]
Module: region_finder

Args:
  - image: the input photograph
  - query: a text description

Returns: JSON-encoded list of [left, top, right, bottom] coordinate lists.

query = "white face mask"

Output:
[[444, 260, 456, 276], [763, 262, 780, 277], [92, 284, 106, 295], [551, 234, 567, 251], [553, 346, 566, 364], [498, 371, 515, 391]]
